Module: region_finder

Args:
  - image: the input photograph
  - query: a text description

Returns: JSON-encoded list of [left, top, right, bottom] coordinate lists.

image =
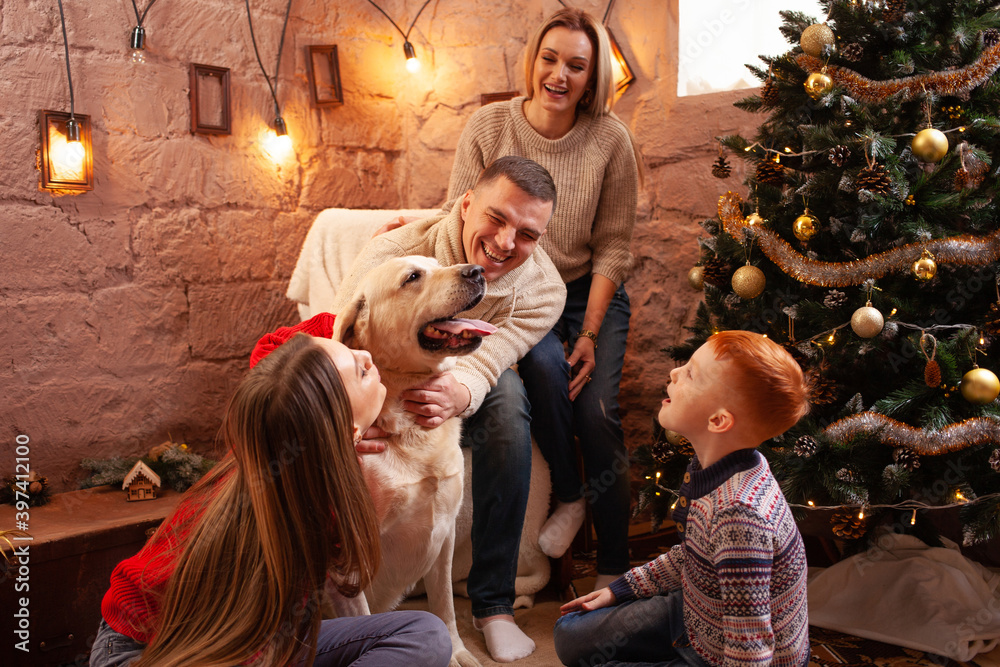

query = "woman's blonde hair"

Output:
[[134, 334, 381, 667], [524, 7, 614, 116], [523, 8, 645, 183]]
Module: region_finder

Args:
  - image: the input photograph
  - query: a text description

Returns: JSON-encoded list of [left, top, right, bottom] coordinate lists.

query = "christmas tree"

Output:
[[637, 0, 1000, 550]]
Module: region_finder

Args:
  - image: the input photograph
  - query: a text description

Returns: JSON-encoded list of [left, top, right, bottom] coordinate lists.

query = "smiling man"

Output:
[[332, 155, 566, 662]]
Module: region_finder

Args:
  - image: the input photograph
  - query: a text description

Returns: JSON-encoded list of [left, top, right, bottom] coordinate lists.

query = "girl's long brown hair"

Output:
[[134, 334, 381, 667]]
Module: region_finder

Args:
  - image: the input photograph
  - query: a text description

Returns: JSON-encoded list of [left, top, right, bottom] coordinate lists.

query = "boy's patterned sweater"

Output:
[[609, 448, 810, 667]]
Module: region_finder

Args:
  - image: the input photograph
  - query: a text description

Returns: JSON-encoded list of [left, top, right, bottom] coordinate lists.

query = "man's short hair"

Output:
[[708, 330, 810, 441], [474, 155, 557, 209]]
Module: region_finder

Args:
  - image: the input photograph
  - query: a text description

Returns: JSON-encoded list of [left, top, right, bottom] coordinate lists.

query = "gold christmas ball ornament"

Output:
[[745, 211, 766, 226], [912, 249, 937, 281], [687, 265, 705, 291], [851, 301, 884, 338], [961, 367, 1000, 404], [731, 264, 766, 299], [911, 128, 949, 162], [804, 71, 834, 99], [793, 210, 819, 241], [800, 23, 836, 57]]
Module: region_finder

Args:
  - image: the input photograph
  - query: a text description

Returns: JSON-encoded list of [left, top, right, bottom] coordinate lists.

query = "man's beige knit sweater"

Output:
[[446, 97, 639, 286], [332, 202, 566, 416]]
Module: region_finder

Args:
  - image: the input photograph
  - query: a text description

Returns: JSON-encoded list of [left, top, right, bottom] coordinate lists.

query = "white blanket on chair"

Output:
[[287, 207, 552, 605]]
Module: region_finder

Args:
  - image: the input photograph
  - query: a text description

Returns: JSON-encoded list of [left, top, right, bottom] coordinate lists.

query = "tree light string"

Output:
[[651, 483, 1000, 513], [795, 41, 1000, 103], [718, 191, 1000, 287]]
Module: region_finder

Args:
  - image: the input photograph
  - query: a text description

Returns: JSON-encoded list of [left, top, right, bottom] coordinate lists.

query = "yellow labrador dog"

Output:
[[330, 255, 496, 667]]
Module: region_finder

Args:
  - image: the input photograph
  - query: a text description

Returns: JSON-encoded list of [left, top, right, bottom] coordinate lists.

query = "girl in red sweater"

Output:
[[92, 323, 451, 667]]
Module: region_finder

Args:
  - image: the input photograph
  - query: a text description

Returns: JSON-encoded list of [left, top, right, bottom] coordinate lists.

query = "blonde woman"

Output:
[[90, 316, 451, 667], [446, 7, 640, 612]]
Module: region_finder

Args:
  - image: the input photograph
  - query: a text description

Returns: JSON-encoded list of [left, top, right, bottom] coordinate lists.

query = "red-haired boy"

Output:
[[554, 330, 811, 667]]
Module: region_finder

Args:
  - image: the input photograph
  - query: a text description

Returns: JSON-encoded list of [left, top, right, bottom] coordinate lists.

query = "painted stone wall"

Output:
[[1, 0, 759, 492]]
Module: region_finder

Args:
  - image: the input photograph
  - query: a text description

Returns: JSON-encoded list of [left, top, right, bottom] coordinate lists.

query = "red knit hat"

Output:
[[249, 312, 337, 368]]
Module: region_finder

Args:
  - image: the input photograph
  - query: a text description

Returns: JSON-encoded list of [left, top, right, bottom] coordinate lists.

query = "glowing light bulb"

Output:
[[807, 500, 815, 507], [910, 509, 917, 525], [858, 509, 865, 520], [129, 26, 146, 64], [403, 41, 420, 72], [65, 140, 86, 162]]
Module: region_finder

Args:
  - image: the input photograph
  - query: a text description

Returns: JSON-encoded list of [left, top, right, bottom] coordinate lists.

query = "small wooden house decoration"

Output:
[[122, 461, 161, 502]]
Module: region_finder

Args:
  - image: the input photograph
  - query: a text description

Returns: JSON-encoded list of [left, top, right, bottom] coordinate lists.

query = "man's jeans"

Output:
[[461, 367, 533, 618]]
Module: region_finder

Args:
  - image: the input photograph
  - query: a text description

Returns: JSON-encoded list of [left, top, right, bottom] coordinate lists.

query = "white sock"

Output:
[[474, 616, 536, 663], [593, 573, 621, 591], [537, 498, 587, 558]]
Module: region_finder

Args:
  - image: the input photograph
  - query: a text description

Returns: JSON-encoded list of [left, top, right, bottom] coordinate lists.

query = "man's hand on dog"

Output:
[[401, 373, 471, 428]]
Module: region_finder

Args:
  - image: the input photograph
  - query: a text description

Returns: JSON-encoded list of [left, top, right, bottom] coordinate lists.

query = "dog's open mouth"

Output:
[[418, 318, 498, 352]]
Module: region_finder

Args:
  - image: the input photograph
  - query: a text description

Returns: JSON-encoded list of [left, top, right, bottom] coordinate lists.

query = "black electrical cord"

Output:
[[129, 0, 158, 27], [244, 0, 294, 118], [56, 0, 76, 119], [365, 0, 434, 42]]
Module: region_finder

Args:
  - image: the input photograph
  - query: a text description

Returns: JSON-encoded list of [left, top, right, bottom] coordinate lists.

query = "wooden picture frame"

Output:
[[480, 91, 519, 106], [38, 109, 93, 193], [306, 45, 344, 107], [189, 63, 231, 135]]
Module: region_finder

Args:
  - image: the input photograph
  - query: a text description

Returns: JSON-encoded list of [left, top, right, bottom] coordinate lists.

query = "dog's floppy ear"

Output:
[[333, 292, 368, 349]]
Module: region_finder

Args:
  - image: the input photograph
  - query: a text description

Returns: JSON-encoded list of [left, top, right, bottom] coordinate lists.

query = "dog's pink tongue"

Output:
[[434, 318, 498, 336]]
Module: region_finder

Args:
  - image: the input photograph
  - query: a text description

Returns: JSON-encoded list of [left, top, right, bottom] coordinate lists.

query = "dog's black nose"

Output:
[[462, 265, 484, 279]]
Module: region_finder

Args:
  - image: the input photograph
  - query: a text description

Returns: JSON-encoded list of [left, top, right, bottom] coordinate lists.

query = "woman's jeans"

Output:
[[89, 610, 452, 667], [518, 274, 632, 574], [554, 590, 709, 667]]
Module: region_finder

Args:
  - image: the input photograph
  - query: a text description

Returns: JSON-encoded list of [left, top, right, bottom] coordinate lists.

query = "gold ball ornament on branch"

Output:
[[961, 367, 1000, 404], [793, 209, 819, 241], [912, 249, 937, 281], [732, 264, 766, 299], [688, 265, 705, 291], [800, 23, 835, 57], [805, 69, 834, 99], [911, 128, 949, 163], [851, 301, 884, 338]]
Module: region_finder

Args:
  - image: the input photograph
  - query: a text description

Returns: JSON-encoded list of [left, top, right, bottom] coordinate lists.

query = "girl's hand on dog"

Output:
[[560, 587, 616, 616], [356, 425, 390, 455]]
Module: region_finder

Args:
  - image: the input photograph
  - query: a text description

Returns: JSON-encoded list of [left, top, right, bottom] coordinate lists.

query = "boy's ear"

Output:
[[707, 409, 735, 434]]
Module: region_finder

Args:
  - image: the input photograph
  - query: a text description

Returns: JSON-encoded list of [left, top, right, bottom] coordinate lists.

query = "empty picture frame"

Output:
[[189, 63, 231, 135], [307, 45, 344, 107]]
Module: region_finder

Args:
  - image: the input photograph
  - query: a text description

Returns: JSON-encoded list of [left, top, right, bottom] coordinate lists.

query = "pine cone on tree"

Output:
[[882, 0, 906, 23], [823, 289, 848, 308], [954, 160, 987, 191], [893, 446, 921, 471], [989, 448, 1000, 472], [856, 163, 892, 195], [984, 302, 1000, 335], [835, 467, 856, 483], [756, 159, 785, 187], [650, 440, 675, 464], [711, 155, 732, 179], [828, 145, 851, 167], [925, 359, 942, 387], [807, 366, 839, 406], [983, 28, 1000, 48], [701, 258, 733, 286], [793, 435, 818, 458], [841, 43, 863, 62], [760, 78, 780, 107], [831, 510, 868, 539]]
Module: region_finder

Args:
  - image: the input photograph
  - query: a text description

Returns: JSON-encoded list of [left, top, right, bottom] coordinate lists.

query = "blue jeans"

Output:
[[518, 275, 632, 574], [554, 590, 709, 667], [89, 611, 451, 666], [461, 367, 533, 618]]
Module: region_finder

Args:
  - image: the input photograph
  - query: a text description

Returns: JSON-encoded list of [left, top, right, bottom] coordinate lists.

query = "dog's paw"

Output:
[[450, 648, 482, 667]]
